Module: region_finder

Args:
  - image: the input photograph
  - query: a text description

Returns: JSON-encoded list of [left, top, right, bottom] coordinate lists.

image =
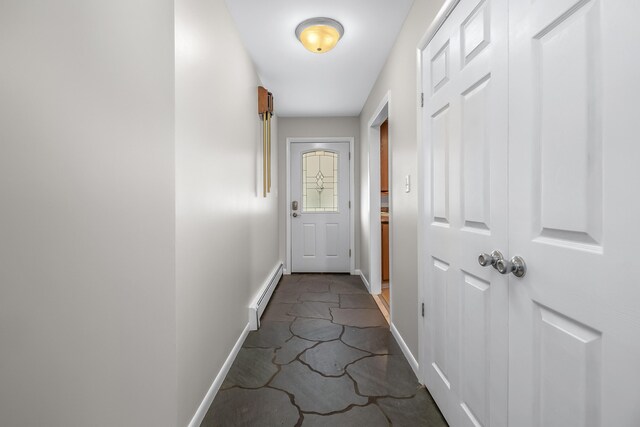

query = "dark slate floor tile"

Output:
[[330, 274, 365, 285], [340, 294, 378, 309], [262, 302, 296, 322], [341, 326, 402, 355], [331, 308, 388, 327], [287, 301, 338, 320], [299, 292, 340, 303], [279, 274, 303, 284], [244, 321, 292, 349], [291, 318, 342, 341], [301, 405, 389, 427], [203, 387, 299, 427], [297, 273, 332, 284], [270, 361, 367, 414], [275, 336, 317, 365], [330, 282, 369, 295], [279, 276, 330, 293], [271, 283, 303, 296], [211, 274, 447, 426], [270, 290, 301, 304], [300, 340, 368, 376], [378, 389, 448, 427], [221, 347, 277, 389], [347, 355, 420, 398]]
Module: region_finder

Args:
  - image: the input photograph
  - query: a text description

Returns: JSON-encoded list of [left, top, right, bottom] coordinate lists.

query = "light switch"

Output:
[[405, 175, 411, 193]]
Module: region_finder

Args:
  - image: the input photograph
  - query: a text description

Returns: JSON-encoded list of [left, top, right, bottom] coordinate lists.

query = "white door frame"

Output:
[[416, 0, 460, 385], [286, 137, 355, 275], [366, 92, 392, 302]]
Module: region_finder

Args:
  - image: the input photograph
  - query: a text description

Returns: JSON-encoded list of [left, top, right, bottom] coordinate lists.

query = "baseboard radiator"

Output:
[[248, 262, 283, 330]]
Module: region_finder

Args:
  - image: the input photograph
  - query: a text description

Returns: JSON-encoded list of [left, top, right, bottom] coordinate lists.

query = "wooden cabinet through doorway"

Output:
[[380, 120, 388, 193], [381, 220, 389, 281]]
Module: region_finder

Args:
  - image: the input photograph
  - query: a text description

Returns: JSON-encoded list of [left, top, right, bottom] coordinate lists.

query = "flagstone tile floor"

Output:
[[202, 274, 448, 427]]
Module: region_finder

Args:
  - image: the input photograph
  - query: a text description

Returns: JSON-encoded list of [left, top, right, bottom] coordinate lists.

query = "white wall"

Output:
[[0, 1, 280, 425], [0, 1, 177, 426], [359, 0, 444, 357], [175, 0, 280, 425], [277, 117, 360, 272]]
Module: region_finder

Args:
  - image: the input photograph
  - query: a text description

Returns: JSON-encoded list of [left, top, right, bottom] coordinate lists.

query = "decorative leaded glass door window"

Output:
[[302, 150, 338, 212]]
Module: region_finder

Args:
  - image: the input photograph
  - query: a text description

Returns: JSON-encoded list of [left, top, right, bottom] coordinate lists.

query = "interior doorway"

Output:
[[380, 119, 390, 310], [367, 92, 391, 320]]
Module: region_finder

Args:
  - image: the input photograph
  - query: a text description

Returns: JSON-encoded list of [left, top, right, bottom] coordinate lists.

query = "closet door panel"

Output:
[[421, 0, 509, 425], [508, 0, 640, 425]]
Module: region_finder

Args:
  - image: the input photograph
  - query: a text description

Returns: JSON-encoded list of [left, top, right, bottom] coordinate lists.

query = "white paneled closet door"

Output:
[[421, 0, 509, 425], [423, 0, 640, 426], [508, 0, 640, 425]]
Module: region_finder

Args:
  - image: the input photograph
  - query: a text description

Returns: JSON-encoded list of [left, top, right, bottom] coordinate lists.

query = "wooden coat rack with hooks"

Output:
[[258, 86, 273, 198]]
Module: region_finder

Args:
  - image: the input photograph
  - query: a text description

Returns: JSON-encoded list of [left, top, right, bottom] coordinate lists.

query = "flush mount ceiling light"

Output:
[[295, 17, 344, 54]]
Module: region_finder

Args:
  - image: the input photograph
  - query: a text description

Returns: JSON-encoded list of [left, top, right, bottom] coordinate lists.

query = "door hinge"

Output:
[[349, 201, 351, 209], [349, 249, 352, 258], [421, 302, 425, 317], [349, 152, 351, 160], [420, 92, 424, 107]]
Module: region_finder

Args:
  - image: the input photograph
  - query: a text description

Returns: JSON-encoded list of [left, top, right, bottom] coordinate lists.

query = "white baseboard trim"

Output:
[[188, 323, 250, 427], [391, 323, 419, 378], [355, 269, 371, 292], [249, 262, 283, 330]]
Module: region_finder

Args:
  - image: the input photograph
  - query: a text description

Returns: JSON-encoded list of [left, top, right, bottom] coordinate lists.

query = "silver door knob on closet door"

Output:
[[292, 212, 299, 217], [496, 256, 527, 278], [478, 251, 503, 268]]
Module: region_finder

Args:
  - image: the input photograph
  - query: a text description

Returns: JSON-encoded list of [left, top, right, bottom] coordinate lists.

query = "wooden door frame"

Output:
[[285, 137, 356, 275], [416, 0, 461, 385], [366, 92, 392, 311]]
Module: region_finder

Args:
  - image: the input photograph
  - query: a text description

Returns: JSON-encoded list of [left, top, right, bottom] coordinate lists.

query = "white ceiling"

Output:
[[225, 0, 414, 117]]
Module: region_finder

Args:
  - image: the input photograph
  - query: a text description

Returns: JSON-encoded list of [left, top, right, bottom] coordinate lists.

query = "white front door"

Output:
[[508, 0, 640, 425], [421, 0, 509, 425], [290, 142, 350, 272]]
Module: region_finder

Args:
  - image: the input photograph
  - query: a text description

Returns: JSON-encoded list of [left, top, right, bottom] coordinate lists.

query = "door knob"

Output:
[[496, 256, 527, 278], [292, 212, 299, 217], [478, 251, 503, 268]]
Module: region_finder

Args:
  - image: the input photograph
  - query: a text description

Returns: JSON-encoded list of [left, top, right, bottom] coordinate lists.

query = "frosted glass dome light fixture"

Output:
[[295, 17, 344, 54]]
